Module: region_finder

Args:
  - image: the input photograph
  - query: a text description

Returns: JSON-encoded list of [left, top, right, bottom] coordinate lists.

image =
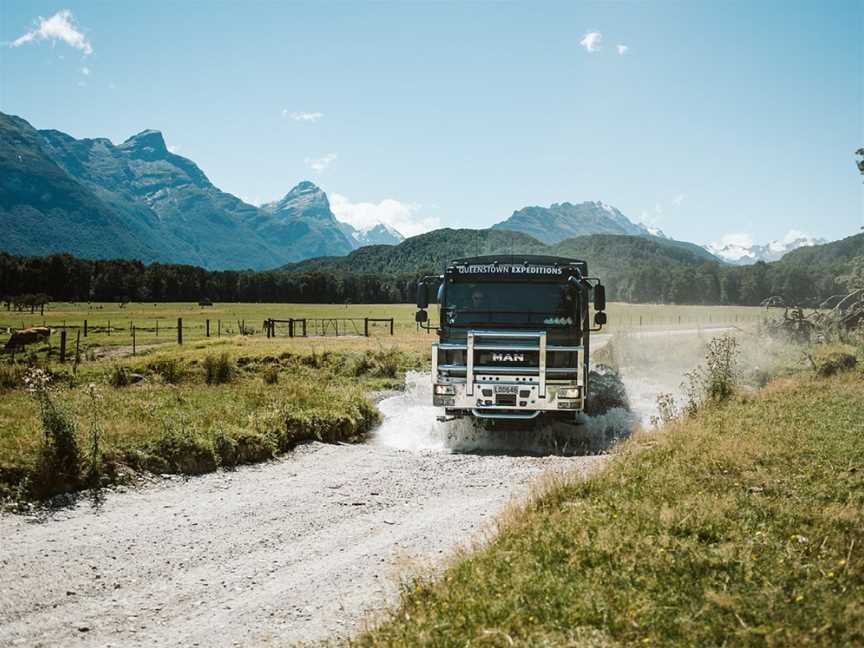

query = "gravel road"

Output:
[[0, 379, 606, 647]]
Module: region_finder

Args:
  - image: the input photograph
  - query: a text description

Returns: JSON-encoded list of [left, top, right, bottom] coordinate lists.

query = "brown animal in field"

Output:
[[4, 326, 52, 351]]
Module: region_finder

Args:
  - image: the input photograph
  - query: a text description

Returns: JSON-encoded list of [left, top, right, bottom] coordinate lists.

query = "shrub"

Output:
[[108, 365, 130, 388], [203, 353, 233, 385], [351, 348, 402, 378], [262, 365, 279, 385], [651, 392, 680, 428], [683, 335, 740, 414], [34, 399, 81, 495], [147, 358, 185, 384], [24, 369, 81, 497], [814, 351, 858, 377]]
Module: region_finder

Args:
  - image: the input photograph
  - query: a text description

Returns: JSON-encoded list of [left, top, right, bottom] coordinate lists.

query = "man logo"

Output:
[[492, 352, 525, 362]]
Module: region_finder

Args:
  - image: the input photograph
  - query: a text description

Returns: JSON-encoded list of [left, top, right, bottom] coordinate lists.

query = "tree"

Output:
[[837, 256, 864, 291], [857, 148, 864, 177]]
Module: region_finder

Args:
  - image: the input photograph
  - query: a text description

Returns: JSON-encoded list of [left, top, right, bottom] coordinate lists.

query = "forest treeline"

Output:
[[1, 245, 861, 306]]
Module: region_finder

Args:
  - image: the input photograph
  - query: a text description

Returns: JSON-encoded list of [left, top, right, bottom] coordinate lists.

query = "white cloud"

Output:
[[80, 66, 90, 75], [304, 153, 337, 174], [715, 232, 754, 248], [282, 110, 323, 122], [11, 10, 92, 55], [329, 193, 440, 238], [617, 44, 629, 55], [579, 31, 602, 53], [779, 229, 808, 245], [671, 193, 685, 206]]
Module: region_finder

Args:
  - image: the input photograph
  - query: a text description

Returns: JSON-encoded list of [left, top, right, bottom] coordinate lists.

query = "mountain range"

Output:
[[0, 111, 829, 272], [0, 112, 400, 270], [280, 229, 720, 281], [492, 200, 655, 242], [705, 232, 828, 265]]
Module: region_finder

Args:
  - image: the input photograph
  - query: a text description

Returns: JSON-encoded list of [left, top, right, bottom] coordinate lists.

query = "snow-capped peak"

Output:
[[337, 220, 405, 249], [705, 230, 826, 265]]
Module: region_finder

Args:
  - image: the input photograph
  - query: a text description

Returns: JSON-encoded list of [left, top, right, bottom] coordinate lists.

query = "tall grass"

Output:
[[355, 369, 864, 646], [0, 346, 395, 501]]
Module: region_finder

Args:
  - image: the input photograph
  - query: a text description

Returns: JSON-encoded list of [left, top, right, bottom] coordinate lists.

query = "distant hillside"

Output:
[[489, 199, 719, 264], [775, 232, 864, 267], [0, 114, 164, 262], [491, 201, 650, 243], [551, 234, 720, 277], [281, 229, 548, 274], [283, 229, 717, 277], [0, 112, 397, 270]]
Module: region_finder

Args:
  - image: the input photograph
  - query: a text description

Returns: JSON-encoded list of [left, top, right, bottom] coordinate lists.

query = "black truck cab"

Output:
[[416, 255, 606, 421]]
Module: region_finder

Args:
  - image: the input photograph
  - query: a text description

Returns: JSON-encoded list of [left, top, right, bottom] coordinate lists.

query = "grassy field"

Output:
[[0, 301, 770, 354], [0, 301, 775, 501], [354, 351, 864, 646], [0, 336, 426, 500]]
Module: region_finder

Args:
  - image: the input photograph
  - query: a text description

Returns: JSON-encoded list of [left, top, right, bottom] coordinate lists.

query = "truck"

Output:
[[415, 255, 607, 422]]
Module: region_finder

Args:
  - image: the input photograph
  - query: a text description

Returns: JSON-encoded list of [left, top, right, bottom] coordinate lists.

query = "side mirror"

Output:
[[416, 282, 429, 309], [594, 284, 606, 312], [415, 309, 428, 323], [594, 311, 607, 326]]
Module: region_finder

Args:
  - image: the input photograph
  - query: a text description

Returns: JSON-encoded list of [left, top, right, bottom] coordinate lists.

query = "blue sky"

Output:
[[1, 1, 862, 246]]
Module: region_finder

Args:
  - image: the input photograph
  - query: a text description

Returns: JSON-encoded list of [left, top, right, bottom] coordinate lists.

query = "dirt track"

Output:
[[0, 435, 602, 647], [1, 327, 730, 646]]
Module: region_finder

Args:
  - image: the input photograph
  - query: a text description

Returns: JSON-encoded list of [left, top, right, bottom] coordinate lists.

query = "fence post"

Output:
[[108, 319, 111, 336], [132, 326, 136, 355], [639, 315, 642, 326], [218, 320, 221, 337], [206, 319, 210, 338], [177, 317, 183, 344], [364, 318, 369, 337], [60, 330, 67, 363], [289, 319, 294, 338], [390, 318, 394, 336], [74, 330, 81, 373], [156, 320, 159, 337], [83, 319, 88, 337], [302, 319, 307, 337]]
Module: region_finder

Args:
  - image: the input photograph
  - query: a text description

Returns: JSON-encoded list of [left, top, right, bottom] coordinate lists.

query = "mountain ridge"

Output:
[[0, 111, 845, 275]]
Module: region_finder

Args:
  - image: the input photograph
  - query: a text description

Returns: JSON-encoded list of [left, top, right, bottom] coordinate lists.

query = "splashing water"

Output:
[[372, 372, 637, 456]]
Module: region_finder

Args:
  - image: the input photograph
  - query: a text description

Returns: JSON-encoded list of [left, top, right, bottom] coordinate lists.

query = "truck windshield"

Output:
[[443, 281, 578, 327]]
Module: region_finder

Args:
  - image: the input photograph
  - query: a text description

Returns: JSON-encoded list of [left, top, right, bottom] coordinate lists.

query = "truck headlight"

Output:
[[558, 386, 582, 399], [434, 384, 456, 395]]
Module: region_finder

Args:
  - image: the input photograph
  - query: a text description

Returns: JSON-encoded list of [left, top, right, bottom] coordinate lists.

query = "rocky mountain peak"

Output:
[[265, 181, 332, 217], [118, 129, 168, 160]]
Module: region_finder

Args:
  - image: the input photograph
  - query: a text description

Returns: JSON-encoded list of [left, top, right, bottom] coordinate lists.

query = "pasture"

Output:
[[0, 301, 771, 356], [0, 301, 773, 501]]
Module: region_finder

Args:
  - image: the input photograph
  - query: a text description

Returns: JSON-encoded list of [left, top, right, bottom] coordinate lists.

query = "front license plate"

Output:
[[494, 385, 518, 394]]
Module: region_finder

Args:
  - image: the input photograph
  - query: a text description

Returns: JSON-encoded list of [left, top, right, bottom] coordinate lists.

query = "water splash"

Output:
[[372, 372, 636, 456]]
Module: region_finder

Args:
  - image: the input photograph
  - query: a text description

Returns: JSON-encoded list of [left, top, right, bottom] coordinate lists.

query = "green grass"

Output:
[[0, 301, 769, 353], [0, 340, 423, 501], [354, 367, 864, 646]]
